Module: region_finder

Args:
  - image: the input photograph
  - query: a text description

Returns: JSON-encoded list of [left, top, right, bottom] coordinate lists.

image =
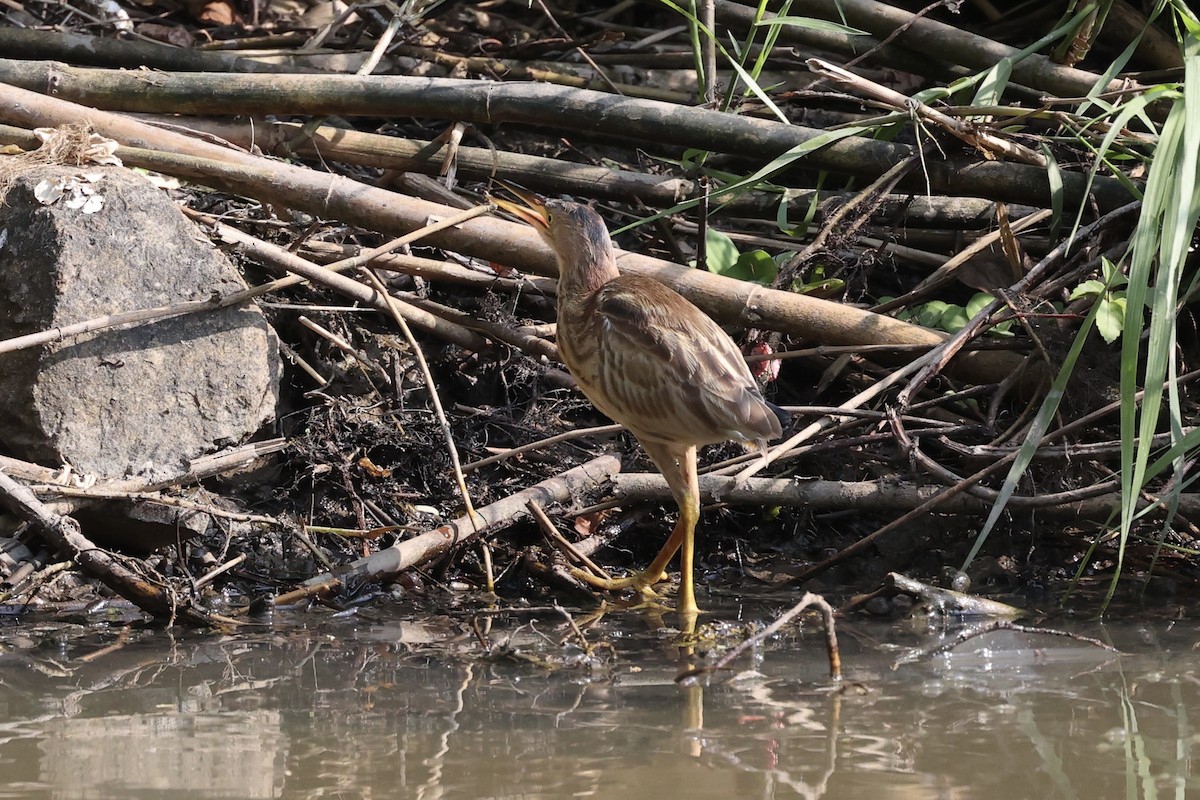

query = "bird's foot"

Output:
[[571, 567, 704, 617], [570, 566, 668, 595]]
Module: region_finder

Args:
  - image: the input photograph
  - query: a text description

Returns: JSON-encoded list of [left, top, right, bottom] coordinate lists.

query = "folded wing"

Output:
[[586, 275, 783, 447]]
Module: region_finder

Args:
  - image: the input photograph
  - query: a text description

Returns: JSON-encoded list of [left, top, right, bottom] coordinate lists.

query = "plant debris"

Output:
[[0, 1, 1197, 626]]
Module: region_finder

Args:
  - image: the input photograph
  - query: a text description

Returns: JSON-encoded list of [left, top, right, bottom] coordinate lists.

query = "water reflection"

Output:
[[0, 602, 1194, 799]]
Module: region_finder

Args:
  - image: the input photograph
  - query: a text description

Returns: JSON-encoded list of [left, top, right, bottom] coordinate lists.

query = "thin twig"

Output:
[[676, 592, 840, 683], [526, 499, 612, 580], [463, 424, 622, 473], [729, 348, 940, 482], [298, 315, 392, 386], [808, 57, 1047, 166], [360, 265, 480, 525], [194, 553, 247, 588]]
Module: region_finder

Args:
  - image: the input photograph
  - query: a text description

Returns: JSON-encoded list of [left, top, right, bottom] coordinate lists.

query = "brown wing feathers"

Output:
[[588, 275, 782, 446]]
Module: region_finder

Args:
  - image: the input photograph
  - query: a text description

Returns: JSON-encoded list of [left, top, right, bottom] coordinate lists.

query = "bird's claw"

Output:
[[569, 566, 668, 594]]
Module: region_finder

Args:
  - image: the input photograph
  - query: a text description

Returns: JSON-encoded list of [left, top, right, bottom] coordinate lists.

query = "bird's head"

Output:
[[492, 187, 616, 287]]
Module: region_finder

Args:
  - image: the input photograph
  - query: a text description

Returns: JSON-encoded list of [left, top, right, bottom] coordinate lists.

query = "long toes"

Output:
[[570, 567, 666, 593]]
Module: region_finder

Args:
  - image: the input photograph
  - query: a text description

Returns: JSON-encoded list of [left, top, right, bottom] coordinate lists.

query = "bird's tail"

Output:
[[749, 404, 792, 467]]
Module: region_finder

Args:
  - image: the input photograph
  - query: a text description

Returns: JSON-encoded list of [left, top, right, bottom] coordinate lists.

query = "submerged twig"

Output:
[[892, 619, 1121, 668], [677, 591, 840, 684]]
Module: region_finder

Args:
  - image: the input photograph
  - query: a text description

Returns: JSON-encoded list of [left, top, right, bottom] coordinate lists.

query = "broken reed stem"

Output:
[[271, 455, 621, 607], [807, 58, 1047, 166], [194, 553, 247, 588]]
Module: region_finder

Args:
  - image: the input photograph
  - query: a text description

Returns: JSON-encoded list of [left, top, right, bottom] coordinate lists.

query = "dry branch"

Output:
[[0, 470, 221, 625], [614, 473, 1200, 519], [0, 62, 1132, 211], [0, 112, 1035, 389], [0, 27, 299, 73], [155, 116, 1039, 230], [272, 454, 621, 606]]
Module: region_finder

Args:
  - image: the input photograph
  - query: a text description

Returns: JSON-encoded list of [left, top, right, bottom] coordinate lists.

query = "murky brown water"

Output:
[[0, 595, 1194, 799]]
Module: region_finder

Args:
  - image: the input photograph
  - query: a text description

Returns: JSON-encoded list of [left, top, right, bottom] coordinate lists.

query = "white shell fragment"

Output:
[[32, 173, 107, 214]]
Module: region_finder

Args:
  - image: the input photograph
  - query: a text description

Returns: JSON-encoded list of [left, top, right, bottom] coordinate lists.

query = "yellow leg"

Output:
[[675, 445, 701, 617], [573, 441, 703, 615], [675, 514, 699, 616]]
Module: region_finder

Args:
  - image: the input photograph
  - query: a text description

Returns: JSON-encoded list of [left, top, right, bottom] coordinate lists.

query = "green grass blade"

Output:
[[1111, 25, 1200, 605], [961, 298, 1102, 568]]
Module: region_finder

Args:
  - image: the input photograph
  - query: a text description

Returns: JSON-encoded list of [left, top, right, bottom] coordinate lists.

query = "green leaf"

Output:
[[726, 249, 779, 285], [1096, 297, 1125, 344], [939, 305, 970, 333], [1100, 255, 1128, 287], [1069, 279, 1107, 300], [914, 301, 951, 328], [1042, 145, 1064, 239], [1176, 4, 1200, 37], [680, 148, 707, 169], [753, 16, 867, 35], [791, 276, 844, 295], [965, 292, 995, 317], [699, 228, 740, 273], [991, 319, 1015, 337], [972, 58, 1012, 108]]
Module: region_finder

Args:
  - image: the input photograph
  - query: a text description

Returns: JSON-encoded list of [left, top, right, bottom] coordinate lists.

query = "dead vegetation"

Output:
[[0, 1, 1196, 623]]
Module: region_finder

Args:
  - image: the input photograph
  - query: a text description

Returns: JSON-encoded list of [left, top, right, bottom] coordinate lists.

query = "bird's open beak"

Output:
[[491, 184, 550, 232]]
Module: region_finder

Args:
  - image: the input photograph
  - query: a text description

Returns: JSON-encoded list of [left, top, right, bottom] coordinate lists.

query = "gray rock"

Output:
[[0, 165, 280, 482]]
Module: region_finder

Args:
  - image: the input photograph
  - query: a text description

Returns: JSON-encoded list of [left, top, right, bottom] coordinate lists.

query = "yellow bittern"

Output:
[[494, 190, 787, 615]]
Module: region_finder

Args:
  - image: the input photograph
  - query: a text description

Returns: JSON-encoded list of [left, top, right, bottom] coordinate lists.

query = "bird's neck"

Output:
[[556, 247, 619, 300]]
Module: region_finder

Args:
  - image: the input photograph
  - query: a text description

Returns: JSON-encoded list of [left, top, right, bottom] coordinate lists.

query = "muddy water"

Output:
[[0, 596, 1193, 799]]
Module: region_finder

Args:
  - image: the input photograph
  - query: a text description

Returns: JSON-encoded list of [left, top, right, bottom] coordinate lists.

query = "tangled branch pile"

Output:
[[0, 0, 1195, 622]]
